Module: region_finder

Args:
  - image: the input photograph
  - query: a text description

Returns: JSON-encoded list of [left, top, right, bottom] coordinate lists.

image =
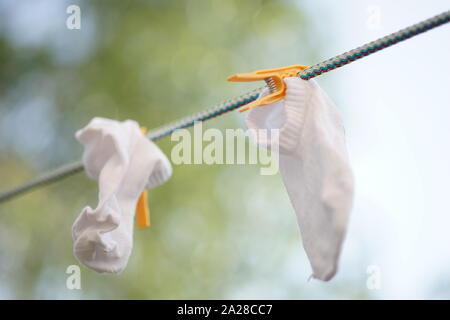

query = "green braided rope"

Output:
[[1, 9, 449, 203], [299, 10, 450, 79]]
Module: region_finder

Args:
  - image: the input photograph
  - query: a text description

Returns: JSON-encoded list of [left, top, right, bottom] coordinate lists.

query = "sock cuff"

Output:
[[277, 77, 312, 154]]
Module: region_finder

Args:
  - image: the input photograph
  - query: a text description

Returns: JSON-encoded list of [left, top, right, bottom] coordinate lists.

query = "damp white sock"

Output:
[[72, 117, 172, 273], [245, 77, 354, 281]]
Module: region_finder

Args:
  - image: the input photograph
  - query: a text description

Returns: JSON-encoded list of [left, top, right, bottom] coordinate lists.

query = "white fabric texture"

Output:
[[72, 117, 172, 273], [245, 77, 354, 281]]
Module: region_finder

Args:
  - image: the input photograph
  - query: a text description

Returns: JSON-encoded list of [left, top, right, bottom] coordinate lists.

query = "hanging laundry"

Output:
[[1, 10, 447, 206], [72, 117, 172, 273], [244, 77, 354, 281]]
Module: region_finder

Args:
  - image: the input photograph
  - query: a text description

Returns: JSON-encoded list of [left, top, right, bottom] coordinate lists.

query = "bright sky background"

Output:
[[301, 0, 450, 298]]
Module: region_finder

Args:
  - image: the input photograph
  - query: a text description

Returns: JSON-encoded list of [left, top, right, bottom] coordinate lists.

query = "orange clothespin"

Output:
[[136, 189, 150, 228], [135, 127, 151, 228], [227, 64, 308, 112]]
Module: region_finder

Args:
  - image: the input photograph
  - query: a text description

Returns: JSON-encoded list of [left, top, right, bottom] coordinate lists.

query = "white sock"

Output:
[[72, 117, 172, 273], [245, 77, 354, 281]]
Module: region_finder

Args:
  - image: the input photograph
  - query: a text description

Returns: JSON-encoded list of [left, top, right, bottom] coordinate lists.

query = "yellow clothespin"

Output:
[[135, 127, 151, 228], [227, 64, 309, 112], [136, 189, 150, 228]]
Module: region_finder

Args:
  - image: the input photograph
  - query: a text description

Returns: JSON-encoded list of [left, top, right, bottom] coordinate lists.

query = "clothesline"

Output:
[[0, 9, 449, 203]]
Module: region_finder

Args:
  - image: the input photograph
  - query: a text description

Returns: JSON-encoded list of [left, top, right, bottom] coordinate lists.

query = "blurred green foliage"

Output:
[[0, 0, 369, 299]]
